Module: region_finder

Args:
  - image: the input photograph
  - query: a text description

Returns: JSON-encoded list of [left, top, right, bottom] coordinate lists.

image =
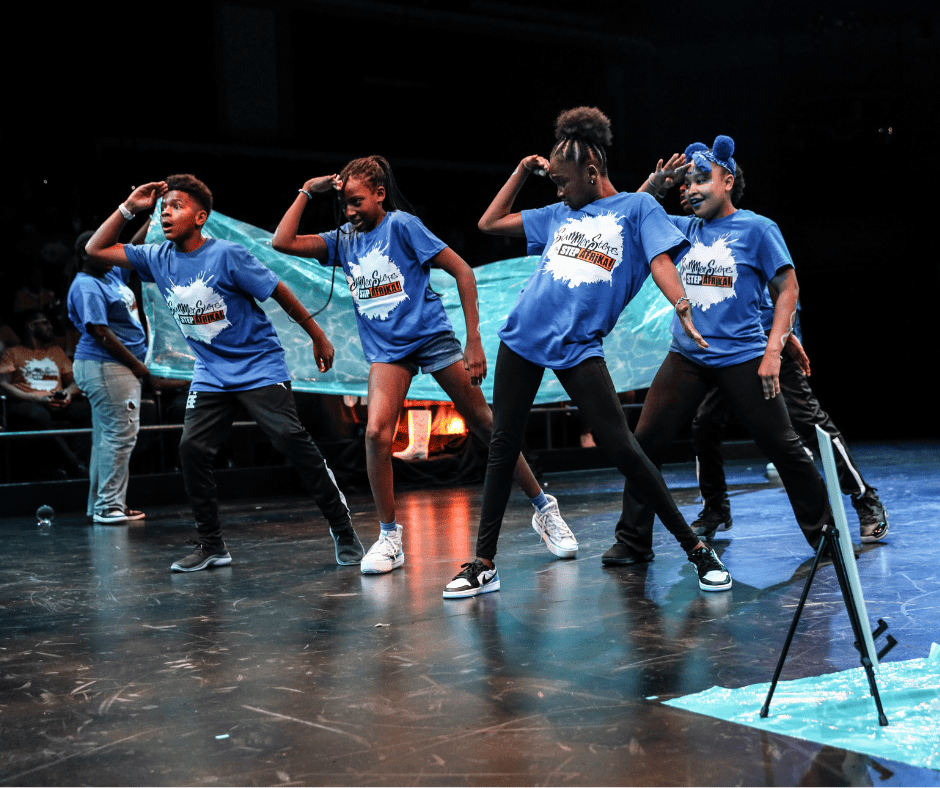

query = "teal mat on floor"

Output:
[[664, 644, 940, 772]]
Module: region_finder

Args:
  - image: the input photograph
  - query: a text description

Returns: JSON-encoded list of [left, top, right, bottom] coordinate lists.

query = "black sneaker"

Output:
[[601, 543, 655, 566], [171, 542, 232, 573], [851, 487, 889, 543], [330, 524, 365, 565], [688, 546, 732, 592], [690, 501, 733, 540], [443, 560, 500, 598]]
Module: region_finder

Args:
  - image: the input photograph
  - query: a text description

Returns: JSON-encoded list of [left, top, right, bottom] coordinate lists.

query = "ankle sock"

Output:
[[380, 520, 398, 533], [530, 492, 550, 511]]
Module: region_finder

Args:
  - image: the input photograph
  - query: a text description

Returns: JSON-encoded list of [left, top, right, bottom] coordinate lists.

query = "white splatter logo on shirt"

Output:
[[679, 235, 738, 311], [165, 274, 232, 344], [116, 281, 141, 324], [544, 212, 624, 288], [21, 358, 60, 391], [346, 242, 409, 320]]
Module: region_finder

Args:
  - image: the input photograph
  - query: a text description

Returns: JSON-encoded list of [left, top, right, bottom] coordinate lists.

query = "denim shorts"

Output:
[[396, 330, 465, 375]]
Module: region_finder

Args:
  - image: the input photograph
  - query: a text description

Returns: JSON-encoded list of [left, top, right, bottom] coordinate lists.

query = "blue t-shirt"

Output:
[[500, 191, 688, 370], [125, 239, 289, 391], [759, 289, 802, 340], [319, 211, 452, 364], [68, 268, 147, 364], [668, 209, 794, 367]]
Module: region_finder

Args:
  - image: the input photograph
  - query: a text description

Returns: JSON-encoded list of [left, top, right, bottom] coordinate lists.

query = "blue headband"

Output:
[[684, 142, 707, 160], [694, 135, 736, 177]]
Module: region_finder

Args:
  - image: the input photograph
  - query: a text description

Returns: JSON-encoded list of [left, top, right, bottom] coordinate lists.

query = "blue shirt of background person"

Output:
[[68, 267, 148, 364], [501, 191, 688, 370], [318, 211, 451, 365], [667, 210, 794, 367], [124, 239, 289, 392]]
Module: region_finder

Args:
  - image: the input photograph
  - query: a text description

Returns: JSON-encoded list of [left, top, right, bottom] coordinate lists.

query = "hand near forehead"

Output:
[[521, 155, 550, 177], [650, 154, 691, 190], [303, 175, 342, 194], [124, 182, 168, 214]]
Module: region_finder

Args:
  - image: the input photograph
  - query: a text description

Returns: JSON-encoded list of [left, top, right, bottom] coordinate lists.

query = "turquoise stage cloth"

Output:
[[141, 210, 674, 403], [664, 643, 940, 772]]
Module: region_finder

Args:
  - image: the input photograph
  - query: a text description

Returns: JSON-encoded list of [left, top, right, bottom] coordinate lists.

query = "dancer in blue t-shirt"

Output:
[[441, 107, 733, 598], [85, 174, 364, 572], [68, 233, 149, 525], [617, 136, 835, 556], [648, 147, 889, 544], [274, 156, 574, 576]]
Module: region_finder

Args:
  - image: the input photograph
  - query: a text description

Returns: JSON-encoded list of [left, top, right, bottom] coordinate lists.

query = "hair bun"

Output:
[[712, 135, 735, 161], [555, 106, 613, 148]]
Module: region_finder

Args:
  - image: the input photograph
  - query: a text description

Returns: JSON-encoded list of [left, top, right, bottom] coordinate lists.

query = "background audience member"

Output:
[[0, 309, 90, 478]]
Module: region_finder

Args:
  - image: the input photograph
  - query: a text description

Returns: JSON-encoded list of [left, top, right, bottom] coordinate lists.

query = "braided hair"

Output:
[[549, 107, 613, 175], [315, 157, 418, 316], [337, 155, 415, 219]]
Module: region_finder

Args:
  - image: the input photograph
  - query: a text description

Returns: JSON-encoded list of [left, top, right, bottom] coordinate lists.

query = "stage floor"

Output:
[[1, 441, 937, 787]]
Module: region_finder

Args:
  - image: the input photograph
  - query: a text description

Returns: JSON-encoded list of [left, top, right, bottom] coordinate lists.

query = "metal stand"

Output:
[[759, 525, 895, 726], [760, 425, 896, 727]]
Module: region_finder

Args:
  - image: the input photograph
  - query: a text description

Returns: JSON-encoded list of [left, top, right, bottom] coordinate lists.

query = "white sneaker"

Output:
[[532, 495, 578, 558], [360, 526, 405, 574]]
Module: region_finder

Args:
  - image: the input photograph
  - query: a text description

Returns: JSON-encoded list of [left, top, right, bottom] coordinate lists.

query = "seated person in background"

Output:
[[0, 309, 91, 478]]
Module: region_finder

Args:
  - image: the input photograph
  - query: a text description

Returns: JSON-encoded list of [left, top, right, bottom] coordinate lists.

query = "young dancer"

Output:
[[85, 174, 364, 572], [272, 155, 575, 575], [68, 230, 149, 524], [616, 136, 834, 558], [444, 107, 733, 597], [645, 147, 889, 543]]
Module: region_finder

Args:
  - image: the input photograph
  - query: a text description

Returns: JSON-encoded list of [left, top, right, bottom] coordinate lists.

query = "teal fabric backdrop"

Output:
[[142, 210, 675, 403]]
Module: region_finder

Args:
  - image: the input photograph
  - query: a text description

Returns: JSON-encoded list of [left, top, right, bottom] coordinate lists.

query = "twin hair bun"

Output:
[[711, 134, 735, 161]]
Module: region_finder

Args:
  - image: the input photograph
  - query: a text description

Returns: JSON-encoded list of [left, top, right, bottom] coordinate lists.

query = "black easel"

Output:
[[760, 426, 897, 727]]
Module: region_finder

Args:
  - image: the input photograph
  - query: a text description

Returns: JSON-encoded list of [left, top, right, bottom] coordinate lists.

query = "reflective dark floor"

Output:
[[1, 441, 938, 787]]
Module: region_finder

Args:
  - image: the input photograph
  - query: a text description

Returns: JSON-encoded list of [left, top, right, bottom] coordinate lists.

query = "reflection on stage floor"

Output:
[[1, 442, 937, 786]]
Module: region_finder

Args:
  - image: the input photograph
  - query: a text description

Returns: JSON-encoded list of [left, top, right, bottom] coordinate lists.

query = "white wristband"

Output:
[[118, 203, 134, 220]]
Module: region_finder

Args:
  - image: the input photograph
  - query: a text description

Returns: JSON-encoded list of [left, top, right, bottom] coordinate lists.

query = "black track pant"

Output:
[[178, 382, 350, 550]]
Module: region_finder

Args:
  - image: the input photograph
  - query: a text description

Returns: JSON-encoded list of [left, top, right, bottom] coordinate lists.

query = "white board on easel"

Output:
[[815, 424, 879, 668]]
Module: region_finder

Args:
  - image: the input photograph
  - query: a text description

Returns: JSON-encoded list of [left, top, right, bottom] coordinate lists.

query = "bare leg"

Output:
[[365, 362, 414, 524], [432, 361, 541, 498]]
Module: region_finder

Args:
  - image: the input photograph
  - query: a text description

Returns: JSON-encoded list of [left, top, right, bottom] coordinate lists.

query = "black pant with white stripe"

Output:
[[178, 382, 350, 550], [693, 348, 869, 509]]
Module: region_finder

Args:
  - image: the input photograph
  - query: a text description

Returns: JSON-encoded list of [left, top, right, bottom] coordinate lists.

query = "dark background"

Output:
[[6, 0, 937, 439]]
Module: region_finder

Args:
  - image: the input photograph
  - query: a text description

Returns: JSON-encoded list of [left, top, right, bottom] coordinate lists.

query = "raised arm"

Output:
[[637, 153, 690, 197], [650, 252, 708, 350], [269, 280, 334, 373], [271, 176, 339, 261], [761, 266, 800, 399], [431, 247, 486, 385], [478, 155, 549, 237], [85, 182, 168, 267]]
